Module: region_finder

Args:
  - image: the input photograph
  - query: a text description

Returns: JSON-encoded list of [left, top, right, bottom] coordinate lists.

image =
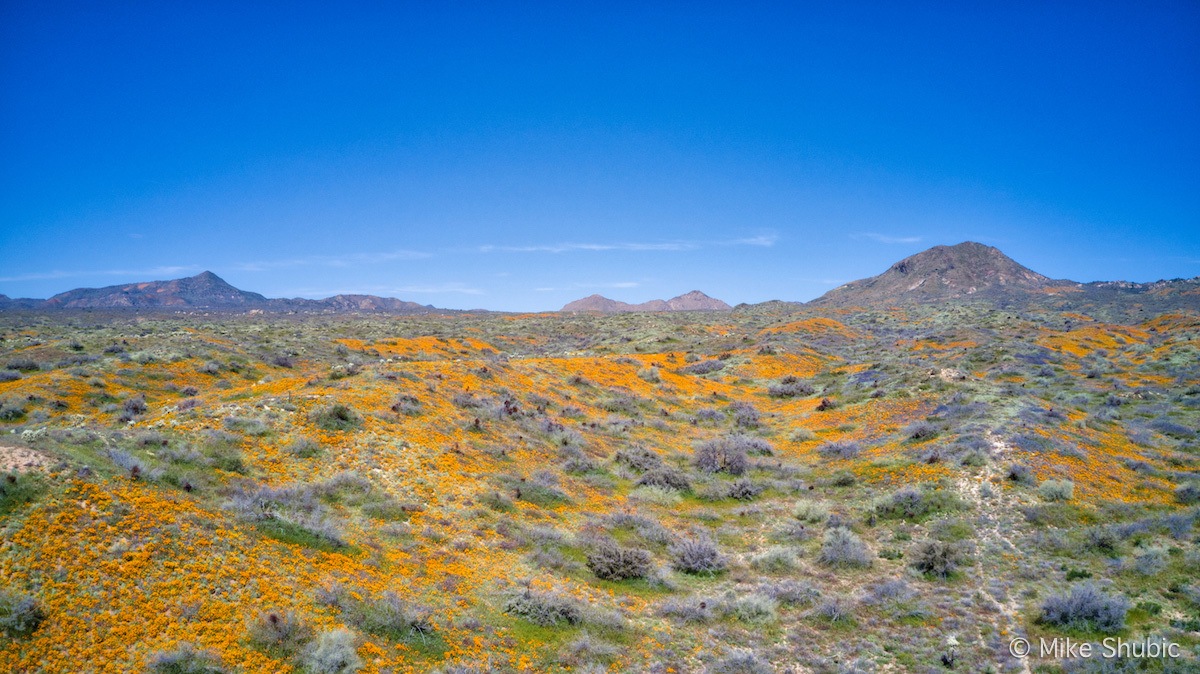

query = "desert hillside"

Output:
[[0, 304, 1197, 672]]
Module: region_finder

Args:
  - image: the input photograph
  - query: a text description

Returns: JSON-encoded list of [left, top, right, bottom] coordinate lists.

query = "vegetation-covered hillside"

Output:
[[1, 306, 1197, 673]]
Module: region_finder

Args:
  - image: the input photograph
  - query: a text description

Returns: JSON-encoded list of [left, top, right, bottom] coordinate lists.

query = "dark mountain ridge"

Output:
[[13, 272, 443, 314], [44, 271, 267, 309]]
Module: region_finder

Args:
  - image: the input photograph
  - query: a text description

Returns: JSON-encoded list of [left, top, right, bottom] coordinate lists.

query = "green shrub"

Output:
[[793, 500, 829, 524], [0, 472, 45, 515], [310, 404, 362, 432], [749, 547, 800, 573], [723, 593, 778, 623], [480, 491, 514, 511], [1039, 479, 1075, 502], [224, 483, 346, 549], [1007, 463, 1035, 485], [0, 400, 26, 422], [873, 487, 964, 522]]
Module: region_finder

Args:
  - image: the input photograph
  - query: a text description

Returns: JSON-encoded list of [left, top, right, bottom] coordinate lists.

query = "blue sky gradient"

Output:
[[2, 2, 1198, 310]]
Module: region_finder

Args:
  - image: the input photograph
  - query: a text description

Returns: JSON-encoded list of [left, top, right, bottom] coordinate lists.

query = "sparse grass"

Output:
[[0, 472, 46, 515]]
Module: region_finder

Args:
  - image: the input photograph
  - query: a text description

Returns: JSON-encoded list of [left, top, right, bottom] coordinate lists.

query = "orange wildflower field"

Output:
[[0, 306, 1197, 672]]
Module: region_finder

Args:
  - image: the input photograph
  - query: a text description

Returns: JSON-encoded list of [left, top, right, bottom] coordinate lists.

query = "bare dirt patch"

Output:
[[0, 444, 53, 473]]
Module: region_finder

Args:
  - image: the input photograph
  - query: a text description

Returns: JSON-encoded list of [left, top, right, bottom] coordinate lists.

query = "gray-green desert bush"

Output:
[[1039, 583, 1129, 633], [302, 628, 363, 674], [246, 609, 313, 654], [146, 642, 226, 674], [586, 539, 653, 581], [817, 527, 872, 569], [669, 532, 726, 575], [1039, 479, 1075, 502], [0, 588, 44, 636], [503, 586, 584, 626], [911, 540, 968, 579]]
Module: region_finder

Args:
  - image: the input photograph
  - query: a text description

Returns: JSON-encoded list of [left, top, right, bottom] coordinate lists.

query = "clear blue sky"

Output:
[[2, 2, 1197, 310]]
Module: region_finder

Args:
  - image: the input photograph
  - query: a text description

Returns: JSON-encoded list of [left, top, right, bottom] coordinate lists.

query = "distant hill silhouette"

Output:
[[809, 241, 1200, 315], [3, 249, 1198, 315], [16, 272, 442, 314], [812, 242, 1066, 305], [44, 271, 268, 308], [561, 290, 731, 313]]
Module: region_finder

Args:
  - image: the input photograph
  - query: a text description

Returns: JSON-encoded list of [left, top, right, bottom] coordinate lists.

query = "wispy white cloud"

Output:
[[235, 250, 431, 272], [0, 265, 199, 283], [285, 282, 483, 297], [855, 233, 923, 244], [478, 234, 777, 254], [532, 281, 641, 292], [479, 242, 697, 253], [395, 283, 483, 295], [578, 281, 639, 289], [729, 234, 778, 247]]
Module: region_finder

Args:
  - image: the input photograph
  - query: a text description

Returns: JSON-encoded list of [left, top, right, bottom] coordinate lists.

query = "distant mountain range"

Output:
[[561, 290, 732, 313], [2, 242, 1197, 314], [0, 271, 438, 314]]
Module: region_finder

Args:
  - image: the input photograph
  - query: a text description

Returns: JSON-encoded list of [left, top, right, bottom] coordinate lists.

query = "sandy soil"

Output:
[[0, 444, 54, 473]]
